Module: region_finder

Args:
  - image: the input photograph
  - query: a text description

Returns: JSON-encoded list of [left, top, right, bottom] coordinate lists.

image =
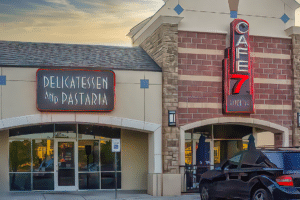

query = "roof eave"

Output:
[[282, 0, 300, 10]]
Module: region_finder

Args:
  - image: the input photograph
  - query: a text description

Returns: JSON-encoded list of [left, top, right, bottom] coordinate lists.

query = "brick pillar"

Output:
[[140, 23, 180, 174], [292, 34, 300, 146]]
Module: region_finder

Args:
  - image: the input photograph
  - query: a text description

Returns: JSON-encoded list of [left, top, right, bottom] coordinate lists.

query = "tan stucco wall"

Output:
[[1, 67, 162, 124], [121, 129, 148, 190], [0, 130, 9, 192]]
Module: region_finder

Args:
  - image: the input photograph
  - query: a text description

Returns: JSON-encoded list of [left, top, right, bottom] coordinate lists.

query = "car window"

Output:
[[240, 150, 262, 168], [229, 154, 242, 164], [223, 153, 243, 170], [264, 152, 300, 170]]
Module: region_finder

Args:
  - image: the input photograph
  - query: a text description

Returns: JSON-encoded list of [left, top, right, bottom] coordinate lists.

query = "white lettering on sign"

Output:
[[235, 35, 249, 72], [236, 47, 247, 59], [236, 35, 248, 46], [43, 76, 109, 90], [236, 60, 249, 71], [38, 69, 115, 111], [60, 92, 108, 106], [230, 99, 250, 107]]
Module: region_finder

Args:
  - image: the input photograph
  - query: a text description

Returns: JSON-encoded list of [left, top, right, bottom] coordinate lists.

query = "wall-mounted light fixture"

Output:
[[168, 110, 176, 127], [298, 113, 300, 127]]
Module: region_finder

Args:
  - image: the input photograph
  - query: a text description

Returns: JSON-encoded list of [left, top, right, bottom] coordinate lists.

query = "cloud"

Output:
[[44, 0, 70, 6], [0, 0, 164, 46]]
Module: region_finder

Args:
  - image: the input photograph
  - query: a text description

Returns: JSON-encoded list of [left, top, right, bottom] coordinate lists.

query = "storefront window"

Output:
[[9, 140, 31, 172], [9, 124, 122, 191], [185, 132, 211, 166], [10, 173, 31, 191], [101, 139, 121, 171], [185, 141, 192, 165], [32, 139, 54, 190], [78, 140, 100, 189], [54, 124, 76, 138], [33, 140, 54, 172]]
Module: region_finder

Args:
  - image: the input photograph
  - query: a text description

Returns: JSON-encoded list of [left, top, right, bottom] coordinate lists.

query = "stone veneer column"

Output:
[[292, 34, 300, 146], [140, 23, 179, 174]]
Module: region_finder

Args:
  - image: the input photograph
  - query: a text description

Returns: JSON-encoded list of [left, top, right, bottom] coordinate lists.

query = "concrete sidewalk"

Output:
[[0, 191, 200, 200]]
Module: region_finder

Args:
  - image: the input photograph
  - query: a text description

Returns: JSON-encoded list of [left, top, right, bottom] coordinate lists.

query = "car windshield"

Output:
[[264, 152, 300, 170]]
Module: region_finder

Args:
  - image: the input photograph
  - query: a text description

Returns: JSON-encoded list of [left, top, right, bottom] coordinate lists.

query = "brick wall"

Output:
[[178, 31, 293, 142]]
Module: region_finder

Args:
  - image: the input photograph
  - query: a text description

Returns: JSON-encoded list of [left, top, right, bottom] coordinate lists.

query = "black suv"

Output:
[[199, 149, 300, 200]]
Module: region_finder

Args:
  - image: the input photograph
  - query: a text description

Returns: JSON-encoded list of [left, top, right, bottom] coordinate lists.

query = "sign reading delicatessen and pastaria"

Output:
[[36, 69, 115, 111], [223, 19, 255, 113]]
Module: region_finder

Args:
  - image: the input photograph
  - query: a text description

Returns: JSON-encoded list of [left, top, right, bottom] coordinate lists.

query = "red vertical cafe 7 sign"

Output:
[[223, 19, 254, 113]]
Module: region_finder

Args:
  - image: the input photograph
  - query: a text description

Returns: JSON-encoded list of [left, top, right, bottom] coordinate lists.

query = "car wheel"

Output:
[[200, 184, 212, 200], [252, 188, 272, 200]]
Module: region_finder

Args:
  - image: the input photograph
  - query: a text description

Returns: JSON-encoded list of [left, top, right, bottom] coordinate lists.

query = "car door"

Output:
[[229, 150, 263, 199], [216, 152, 244, 198]]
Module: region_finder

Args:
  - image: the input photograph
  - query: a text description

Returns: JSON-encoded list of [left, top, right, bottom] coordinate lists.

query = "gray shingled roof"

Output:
[[0, 40, 161, 71]]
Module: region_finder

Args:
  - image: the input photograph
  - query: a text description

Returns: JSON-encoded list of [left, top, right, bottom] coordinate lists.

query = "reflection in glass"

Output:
[[9, 140, 31, 172], [55, 124, 76, 138], [185, 141, 192, 165], [58, 142, 75, 186], [33, 173, 54, 190], [101, 172, 121, 189], [9, 125, 54, 139], [78, 140, 99, 171], [10, 173, 31, 191], [78, 124, 121, 139], [33, 140, 54, 172], [100, 139, 121, 171], [79, 173, 100, 189]]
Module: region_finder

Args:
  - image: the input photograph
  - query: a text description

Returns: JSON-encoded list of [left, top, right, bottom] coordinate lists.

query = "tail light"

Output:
[[276, 175, 294, 186]]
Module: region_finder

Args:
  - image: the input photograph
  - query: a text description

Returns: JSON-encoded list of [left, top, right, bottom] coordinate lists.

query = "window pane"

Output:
[[33, 173, 54, 190], [101, 139, 120, 171], [185, 141, 192, 165], [55, 124, 76, 138], [79, 173, 100, 189], [78, 125, 120, 139], [101, 172, 121, 189], [9, 140, 31, 172], [58, 142, 75, 186], [33, 140, 54, 172], [78, 124, 101, 139], [10, 173, 31, 191], [9, 125, 54, 139], [78, 140, 100, 171]]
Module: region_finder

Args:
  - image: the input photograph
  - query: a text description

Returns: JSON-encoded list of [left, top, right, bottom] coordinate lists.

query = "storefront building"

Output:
[[128, 0, 300, 196], [2, 0, 300, 197], [0, 43, 162, 193]]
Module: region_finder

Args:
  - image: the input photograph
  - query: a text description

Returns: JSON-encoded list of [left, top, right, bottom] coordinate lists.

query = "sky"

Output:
[[0, 0, 164, 46], [1, 0, 300, 47]]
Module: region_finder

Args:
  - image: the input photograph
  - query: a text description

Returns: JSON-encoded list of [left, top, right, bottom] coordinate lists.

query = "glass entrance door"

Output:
[[54, 139, 78, 191]]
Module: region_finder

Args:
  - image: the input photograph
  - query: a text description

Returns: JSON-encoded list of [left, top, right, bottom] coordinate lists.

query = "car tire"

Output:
[[199, 184, 213, 200], [252, 188, 272, 200]]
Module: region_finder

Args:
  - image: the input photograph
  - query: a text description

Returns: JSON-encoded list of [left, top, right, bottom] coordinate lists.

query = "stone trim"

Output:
[[178, 47, 223, 55], [178, 47, 291, 59], [180, 117, 290, 148], [291, 34, 300, 146], [178, 102, 292, 110], [178, 75, 292, 85], [133, 16, 183, 46], [140, 23, 180, 174]]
